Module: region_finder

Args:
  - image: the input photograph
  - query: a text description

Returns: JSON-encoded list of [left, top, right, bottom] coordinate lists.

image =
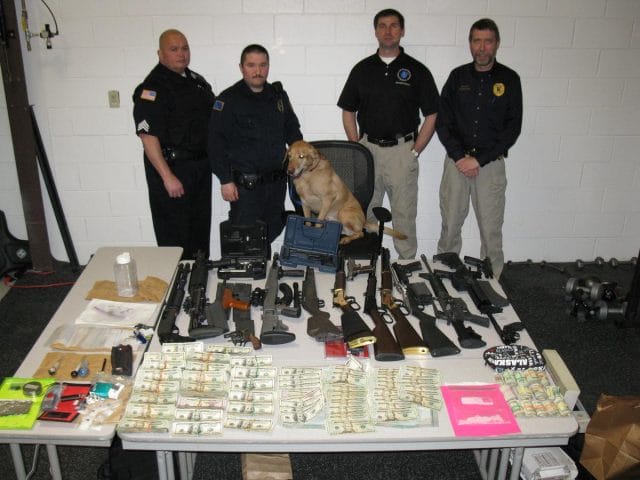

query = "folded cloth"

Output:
[[86, 276, 168, 303]]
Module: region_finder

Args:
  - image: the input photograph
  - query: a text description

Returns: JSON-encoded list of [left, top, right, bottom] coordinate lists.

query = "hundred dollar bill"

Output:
[[229, 378, 275, 390], [228, 390, 275, 403], [174, 408, 196, 421], [227, 401, 275, 415], [125, 403, 150, 418], [198, 422, 223, 435], [176, 396, 225, 409], [137, 368, 183, 382], [224, 416, 273, 431], [326, 419, 375, 435], [205, 344, 252, 355], [230, 366, 278, 379], [172, 421, 198, 435], [118, 418, 170, 433], [230, 356, 273, 367]]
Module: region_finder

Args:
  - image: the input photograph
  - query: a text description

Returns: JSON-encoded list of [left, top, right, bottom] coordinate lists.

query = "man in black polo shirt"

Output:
[[209, 44, 302, 243], [133, 29, 215, 260], [338, 8, 439, 259], [436, 18, 523, 279]]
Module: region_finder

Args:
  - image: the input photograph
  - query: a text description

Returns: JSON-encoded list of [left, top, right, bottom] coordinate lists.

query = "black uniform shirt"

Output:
[[436, 61, 522, 167], [133, 63, 215, 153], [208, 80, 302, 184], [337, 47, 439, 139]]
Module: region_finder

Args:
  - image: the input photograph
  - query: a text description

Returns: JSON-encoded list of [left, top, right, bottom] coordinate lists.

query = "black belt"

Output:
[[233, 170, 286, 190], [365, 131, 416, 148], [162, 148, 206, 162]]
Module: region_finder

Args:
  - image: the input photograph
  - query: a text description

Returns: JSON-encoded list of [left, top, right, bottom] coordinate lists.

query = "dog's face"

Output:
[[286, 140, 319, 179]]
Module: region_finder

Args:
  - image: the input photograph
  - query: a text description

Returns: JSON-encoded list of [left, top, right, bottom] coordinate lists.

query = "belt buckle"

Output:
[[378, 138, 396, 147]]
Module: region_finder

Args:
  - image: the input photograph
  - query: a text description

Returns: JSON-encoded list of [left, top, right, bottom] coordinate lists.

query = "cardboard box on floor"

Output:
[[241, 453, 293, 480]]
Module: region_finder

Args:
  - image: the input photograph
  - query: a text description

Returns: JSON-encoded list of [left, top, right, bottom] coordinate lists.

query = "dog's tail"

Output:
[[365, 222, 408, 240]]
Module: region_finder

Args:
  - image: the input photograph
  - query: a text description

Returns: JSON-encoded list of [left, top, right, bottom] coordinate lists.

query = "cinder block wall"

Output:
[[1, 0, 638, 264]]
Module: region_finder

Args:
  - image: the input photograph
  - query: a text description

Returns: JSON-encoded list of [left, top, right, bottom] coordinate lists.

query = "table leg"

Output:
[[497, 448, 510, 480], [509, 447, 524, 480], [10, 444, 27, 480], [487, 449, 499, 479], [178, 451, 197, 480], [157, 450, 176, 480], [474, 449, 489, 480], [46, 444, 63, 480]]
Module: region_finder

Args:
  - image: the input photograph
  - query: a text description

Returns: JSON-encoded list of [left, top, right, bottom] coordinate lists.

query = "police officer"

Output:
[[209, 44, 302, 243], [338, 9, 439, 259], [133, 29, 215, 259], [436, 18, 523, 279]]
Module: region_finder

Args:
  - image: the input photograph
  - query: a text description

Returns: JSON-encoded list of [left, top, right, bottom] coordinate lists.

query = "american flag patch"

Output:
[[140, 89, 156, 101], [213, 100, 224, 111]]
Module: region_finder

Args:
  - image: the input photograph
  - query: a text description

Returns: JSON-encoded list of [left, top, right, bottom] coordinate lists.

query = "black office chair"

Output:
[[287, 140, 378, 259]]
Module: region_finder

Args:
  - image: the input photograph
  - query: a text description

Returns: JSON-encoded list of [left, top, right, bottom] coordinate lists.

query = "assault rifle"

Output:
[[186, 252, 230, 339], [419, 254, 487, 349], [391, 262, 460, 357], [260, 253, 296, 344], [380, 248, 428, 356], [434, 252, 520, 345], [333, 256, 376, 350], [301, 266, 342, 342], [364, 269, 404, 361], [157, 262, 195, 344]]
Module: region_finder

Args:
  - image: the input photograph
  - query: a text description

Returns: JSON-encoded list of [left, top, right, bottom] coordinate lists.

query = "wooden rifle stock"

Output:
[[365, 271, 403, 361], [380, 248, 428, 356], [333, 257, 376, 350]]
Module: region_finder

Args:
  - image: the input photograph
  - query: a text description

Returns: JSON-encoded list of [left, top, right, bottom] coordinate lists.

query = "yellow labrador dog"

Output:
[[286, 140, 407, 245]]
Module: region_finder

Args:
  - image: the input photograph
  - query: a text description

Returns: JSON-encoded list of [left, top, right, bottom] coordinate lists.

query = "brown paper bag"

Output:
[[241, 453, 293, 480], [580, 394, 640, 480]]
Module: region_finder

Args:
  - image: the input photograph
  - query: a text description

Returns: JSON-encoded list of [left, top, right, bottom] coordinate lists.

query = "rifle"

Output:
[[419, 254, 487, 349], [391, 262, 460, 357], [301, 267, 342, 341], [185, 252, 230, 339], [260, 253, 296, 344], [157, 263, 195, 344], [333, 256, 376, 350], [434, 252, 520, 345], [364, 269, 404, 361], [380, 248, 428, 356]]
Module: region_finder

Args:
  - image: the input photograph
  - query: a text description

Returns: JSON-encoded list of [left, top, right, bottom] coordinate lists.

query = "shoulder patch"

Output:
[[140, 89, 157, 101], [213, 100, 224, 111]]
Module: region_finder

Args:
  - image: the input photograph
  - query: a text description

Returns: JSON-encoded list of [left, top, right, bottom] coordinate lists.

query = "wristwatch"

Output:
[[411, 148, 420, 157]]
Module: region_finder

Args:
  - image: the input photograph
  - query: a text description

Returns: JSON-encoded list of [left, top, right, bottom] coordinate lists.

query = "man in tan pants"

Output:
[[436, 18, 522, 278], [338, 8, 439, 259]]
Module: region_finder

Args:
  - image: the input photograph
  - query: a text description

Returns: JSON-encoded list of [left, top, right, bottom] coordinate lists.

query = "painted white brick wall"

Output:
[[1, 0, 638, 264]]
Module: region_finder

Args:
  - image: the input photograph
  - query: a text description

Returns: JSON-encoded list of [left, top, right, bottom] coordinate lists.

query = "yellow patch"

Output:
[[493, 83, 505, 97]]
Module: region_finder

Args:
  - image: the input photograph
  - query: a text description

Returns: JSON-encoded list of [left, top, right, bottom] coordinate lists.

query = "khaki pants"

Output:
[[361, 137, 419, 259], [437, 155, 507, 277]]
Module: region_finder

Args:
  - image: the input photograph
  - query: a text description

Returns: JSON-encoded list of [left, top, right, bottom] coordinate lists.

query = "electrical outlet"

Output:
[[108, 90, 120, 108]]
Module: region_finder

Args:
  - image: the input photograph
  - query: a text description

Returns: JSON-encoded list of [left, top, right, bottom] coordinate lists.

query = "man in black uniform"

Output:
[[436, 18, 522, 279], [338, 9, 439, 259], [133, 29, 215, 259], [209, 44, 302, 243]]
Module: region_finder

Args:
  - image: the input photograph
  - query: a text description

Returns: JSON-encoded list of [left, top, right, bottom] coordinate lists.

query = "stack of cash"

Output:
[[278, 367, 324, 426], [324, 365, 374, 435]]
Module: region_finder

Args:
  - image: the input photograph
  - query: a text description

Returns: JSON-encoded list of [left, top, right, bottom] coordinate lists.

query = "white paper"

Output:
[[75, 299, 159, 328]]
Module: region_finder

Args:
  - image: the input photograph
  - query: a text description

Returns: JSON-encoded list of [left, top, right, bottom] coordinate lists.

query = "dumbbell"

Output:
[[594, 299, 626, 322], [565, 276, 602, 301], [575, 257, 605, 270], [608, 257, 638, 268]]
